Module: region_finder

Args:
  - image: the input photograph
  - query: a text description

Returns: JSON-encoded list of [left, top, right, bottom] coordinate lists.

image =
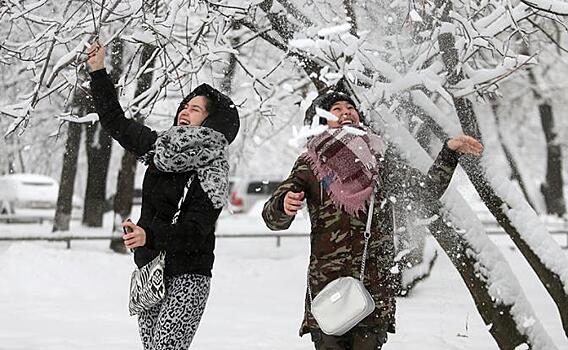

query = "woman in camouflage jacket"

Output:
[[262, 91, 483, 350]]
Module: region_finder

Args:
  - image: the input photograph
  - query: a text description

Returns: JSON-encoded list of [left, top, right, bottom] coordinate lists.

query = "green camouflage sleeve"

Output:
[[262, 155, 311, 231], [423, 141, 460, 200], [382, 141, 459, 202]]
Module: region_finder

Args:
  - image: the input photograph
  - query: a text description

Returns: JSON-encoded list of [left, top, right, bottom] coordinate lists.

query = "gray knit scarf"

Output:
[[140, 126, 230, 209]]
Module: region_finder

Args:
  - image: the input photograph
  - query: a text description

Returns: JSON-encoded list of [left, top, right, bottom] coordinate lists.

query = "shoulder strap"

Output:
[[307, 185, 376, 306], [171, 174, 195, 225]]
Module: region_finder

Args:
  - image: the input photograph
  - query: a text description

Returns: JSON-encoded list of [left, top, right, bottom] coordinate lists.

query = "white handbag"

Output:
[[309, 190, 376, 336]]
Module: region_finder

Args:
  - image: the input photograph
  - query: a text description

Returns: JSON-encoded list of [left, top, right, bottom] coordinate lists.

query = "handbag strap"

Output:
[[171, 174, 195, 225], [307, 186, 376, 305], [147, 174, 193, 257], [360, 189, 375, 281]]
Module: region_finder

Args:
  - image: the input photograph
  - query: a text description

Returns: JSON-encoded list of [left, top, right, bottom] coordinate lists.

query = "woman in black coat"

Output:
[[86, 42, 239, 349]]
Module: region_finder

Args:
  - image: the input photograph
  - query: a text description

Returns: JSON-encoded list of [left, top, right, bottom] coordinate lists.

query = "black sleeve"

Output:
[[143, 196, 222, 253], [89, 69, 158, 156]]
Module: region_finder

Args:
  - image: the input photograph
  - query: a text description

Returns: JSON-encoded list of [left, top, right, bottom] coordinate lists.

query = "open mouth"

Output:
[[340, 119, 353, 125], [179, 119, 190, 126]]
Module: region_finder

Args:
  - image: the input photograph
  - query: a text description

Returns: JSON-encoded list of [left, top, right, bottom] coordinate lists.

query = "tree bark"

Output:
[[220, 23, 240, 95], [82, 121, 112, 227], [539, 103, 566, 216], [109, 151, 137, 253], [343, 0, 358, 36], [525, 62, 566, 217], [53, 76, 93, 231], [52, 122, 82, 232]]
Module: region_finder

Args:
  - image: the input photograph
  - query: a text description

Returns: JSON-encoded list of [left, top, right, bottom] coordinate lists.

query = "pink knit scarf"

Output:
[[305, 126, 385, 216]]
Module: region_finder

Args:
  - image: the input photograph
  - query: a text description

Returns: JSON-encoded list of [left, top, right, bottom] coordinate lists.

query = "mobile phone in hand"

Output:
[[123, 218, 133, 235], [123, 218, 135, 252]]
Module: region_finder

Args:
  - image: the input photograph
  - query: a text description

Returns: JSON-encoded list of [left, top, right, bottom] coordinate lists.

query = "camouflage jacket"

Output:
[[262, 142, 459, 336]]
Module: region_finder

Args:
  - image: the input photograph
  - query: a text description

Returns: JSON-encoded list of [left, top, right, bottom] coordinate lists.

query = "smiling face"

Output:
[[326, 100, 360, 128], [177, 95, 209, 126]]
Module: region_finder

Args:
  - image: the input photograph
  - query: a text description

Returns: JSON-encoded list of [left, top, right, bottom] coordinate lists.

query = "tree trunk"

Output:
[[398, 235, 438, 297], [53, 79, 93, 232], [428, 205, 529, 349], [52, 122, 82, 232], [82, 121, 112, 227], [539, 103, 566, 216], [525, 63, 566, 217], [220, 29, 239, 95], [490, 102, 538, 211], [110, 151, 137, 253], [342, 0, 358, 35], [437, 19, 568, 340]]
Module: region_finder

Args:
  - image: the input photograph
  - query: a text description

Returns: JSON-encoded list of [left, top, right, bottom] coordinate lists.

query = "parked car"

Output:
[[0, 173, 81, 215], [228, 176, 284, 213]]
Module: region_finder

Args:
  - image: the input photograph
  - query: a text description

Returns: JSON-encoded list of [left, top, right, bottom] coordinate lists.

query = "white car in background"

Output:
[[0, 173, 81, 216], [228, 176, 284, 214]]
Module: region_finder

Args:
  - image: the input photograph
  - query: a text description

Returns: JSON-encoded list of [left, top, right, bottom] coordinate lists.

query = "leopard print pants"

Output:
[[138, 274, 211, 349]]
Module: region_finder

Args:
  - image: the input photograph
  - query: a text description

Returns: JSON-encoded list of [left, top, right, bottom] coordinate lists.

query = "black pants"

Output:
[[311, 326, 388, 350]]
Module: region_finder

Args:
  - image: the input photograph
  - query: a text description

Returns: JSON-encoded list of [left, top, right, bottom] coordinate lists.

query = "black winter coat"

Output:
[[89, 69, 239, 277]]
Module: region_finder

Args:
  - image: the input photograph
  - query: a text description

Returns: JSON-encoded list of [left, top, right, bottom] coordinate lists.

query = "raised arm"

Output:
[[86, 41, 157, 156], [383, 135, 482, 202], [425, 135, 483, 199], [423, 141, 461, 200]]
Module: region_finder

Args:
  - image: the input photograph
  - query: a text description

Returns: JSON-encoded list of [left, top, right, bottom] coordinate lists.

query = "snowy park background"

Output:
[[3, 0, 568, 349], [1, 190, 568, 349]]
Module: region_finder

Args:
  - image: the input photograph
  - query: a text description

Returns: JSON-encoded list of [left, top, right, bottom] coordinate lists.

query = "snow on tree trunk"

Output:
[[397, 228, 439, 297], [53, 122, 82, 232], [437, 17, 568, 339], [373, 108, 557, 349], [489, 101, 540, 213]]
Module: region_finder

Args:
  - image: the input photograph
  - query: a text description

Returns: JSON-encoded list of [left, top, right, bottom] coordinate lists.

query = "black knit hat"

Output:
[[304, 91, 363, 126], [175, 83, 240, 144]]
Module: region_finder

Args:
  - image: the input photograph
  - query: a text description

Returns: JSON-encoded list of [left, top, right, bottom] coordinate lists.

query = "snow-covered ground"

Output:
[[0, 211, 567, 349]]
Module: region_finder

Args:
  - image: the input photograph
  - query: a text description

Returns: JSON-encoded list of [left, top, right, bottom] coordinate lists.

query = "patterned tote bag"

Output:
[[129, 251, 166, 316]]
